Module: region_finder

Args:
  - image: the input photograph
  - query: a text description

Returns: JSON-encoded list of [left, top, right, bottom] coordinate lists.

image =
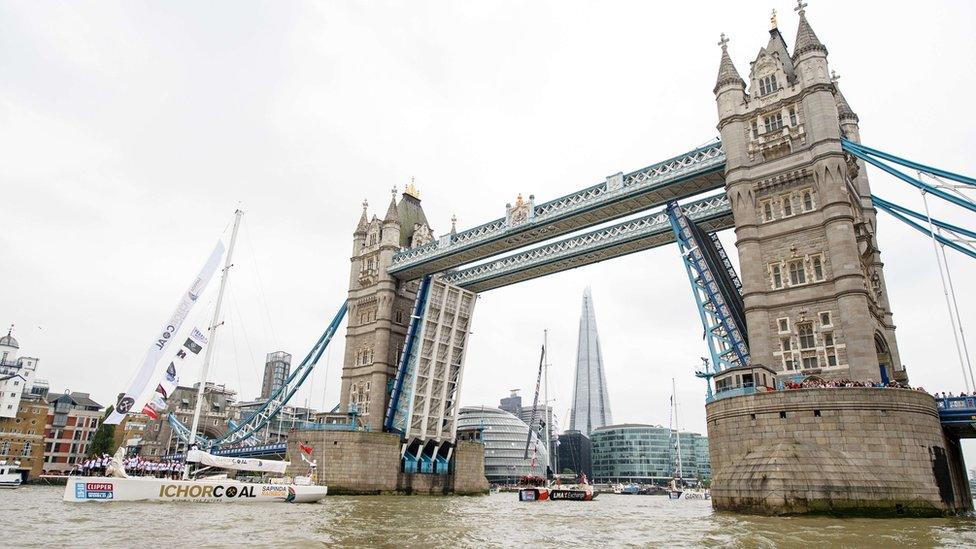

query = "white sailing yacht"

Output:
[[64, 210, 327, 503]]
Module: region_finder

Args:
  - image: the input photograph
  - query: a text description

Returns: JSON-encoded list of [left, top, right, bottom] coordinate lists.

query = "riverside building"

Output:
[[42, 391, 104, 474], [590, 424, 709, 485]]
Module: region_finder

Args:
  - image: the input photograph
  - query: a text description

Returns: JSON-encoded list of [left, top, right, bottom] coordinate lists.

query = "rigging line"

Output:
[[242, 218, 280, 350], [936, 226, 976, 392], [228, 274, 261, 386], [226, 282, 246, 405], [920, 186, 972, 393]]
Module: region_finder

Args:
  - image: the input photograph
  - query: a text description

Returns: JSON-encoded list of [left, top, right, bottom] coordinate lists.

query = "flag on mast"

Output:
[[106, 242, 225, 424]]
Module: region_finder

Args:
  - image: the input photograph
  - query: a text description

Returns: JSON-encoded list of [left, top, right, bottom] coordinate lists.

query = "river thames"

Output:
[[5, 486, 975, 547]]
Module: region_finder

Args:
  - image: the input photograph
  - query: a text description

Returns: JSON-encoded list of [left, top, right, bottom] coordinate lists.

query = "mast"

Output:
[[673, 377, 683, 481], [543, 329, 550, 475], [186, 209, 243, 465]]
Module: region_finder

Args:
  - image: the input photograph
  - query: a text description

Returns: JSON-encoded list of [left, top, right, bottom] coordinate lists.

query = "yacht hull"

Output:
[[63, 476, 327, 503]]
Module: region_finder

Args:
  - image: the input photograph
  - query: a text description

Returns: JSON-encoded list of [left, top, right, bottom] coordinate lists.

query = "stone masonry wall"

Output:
[[287, 430, 401, 494], [452, 440, 490, 495], [706, 388, 972, 516], [286, 430, 489, 496]]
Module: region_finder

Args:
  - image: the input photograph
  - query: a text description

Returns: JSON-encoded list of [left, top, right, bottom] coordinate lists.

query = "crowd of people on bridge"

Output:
[[71, 455, 183, 479], [782, 378, 919, 391], [779, 378, 975, 403]]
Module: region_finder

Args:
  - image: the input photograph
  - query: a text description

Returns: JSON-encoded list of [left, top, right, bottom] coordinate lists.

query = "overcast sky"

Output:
[[3, 1, 975, 463]]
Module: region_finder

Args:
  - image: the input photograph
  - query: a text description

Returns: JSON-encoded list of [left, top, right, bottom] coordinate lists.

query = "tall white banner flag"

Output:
[[106, 241, 225, 424]]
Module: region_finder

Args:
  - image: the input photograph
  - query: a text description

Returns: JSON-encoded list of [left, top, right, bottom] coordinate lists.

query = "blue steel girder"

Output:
[[389, 143, 726, 280], [442, 193, 733, 293], [666, 201, 749, 376], [384, 275, 433, 433], [167, 302, 349, 449]]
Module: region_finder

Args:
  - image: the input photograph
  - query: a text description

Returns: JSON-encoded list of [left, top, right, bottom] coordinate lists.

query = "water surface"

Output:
[[5, 486, 974, 547]]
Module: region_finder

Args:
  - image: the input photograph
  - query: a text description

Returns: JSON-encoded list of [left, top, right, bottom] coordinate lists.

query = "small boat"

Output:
[[0, 461, 23, 488], [517, 475, 549, 501], [667, 477, 683, 500], [621, 483, 640, 495]]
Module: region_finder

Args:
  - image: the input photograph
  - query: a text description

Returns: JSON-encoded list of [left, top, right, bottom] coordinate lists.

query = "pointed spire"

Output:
[[354, 199, 369, 235], [831, 70, 858, 122], [714, 33, 745, 94], [384, 186, 399, 223], [793, 0, 827, 58], [450, 214, 457, 235]]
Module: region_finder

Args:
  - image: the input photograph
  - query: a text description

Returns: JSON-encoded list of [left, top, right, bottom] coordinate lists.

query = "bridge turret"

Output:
[[713, 1, 904, 384]]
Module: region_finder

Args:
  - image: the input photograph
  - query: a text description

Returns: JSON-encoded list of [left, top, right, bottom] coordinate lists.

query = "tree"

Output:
[[88, 405, 117, 457]]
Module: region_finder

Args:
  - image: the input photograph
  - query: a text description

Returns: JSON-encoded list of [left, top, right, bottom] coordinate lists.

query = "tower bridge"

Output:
[[163, 2, 976, 512]]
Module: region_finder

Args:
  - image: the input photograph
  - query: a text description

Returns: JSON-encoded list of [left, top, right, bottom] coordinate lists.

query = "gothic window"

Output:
[[761, 201, 773, 222], [368, 233, 378, 246], [820, 311, 832, 327], [771, 264, 783, 289], [789, 106, 797, 126], [751, 119, 759, 139], [780, 337, 792, 352], [784, 357, 797, 371], [802, 355, 819, 369], [764, 113, 783, 133], [781, 195, 793, 216], [801, 189, 814, 212], [823, 332, 834, 347], [759, 74, 779, 96], [797, 323, 816, 350], [395, 310, 404, 324], [788, 259, 806, 285], [811, 255, 825, 282], [777, 318, 790, 333]]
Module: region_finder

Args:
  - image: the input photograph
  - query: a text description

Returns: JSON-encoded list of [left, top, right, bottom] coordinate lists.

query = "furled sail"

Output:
[[186, 450, 289, 474], [106, 242, 225, 424]]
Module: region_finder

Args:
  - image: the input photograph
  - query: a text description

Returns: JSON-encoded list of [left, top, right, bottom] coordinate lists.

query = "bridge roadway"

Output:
[[937, 396, 976, 438], [388, 142, 726, 280], [444, 192, 733, 292]]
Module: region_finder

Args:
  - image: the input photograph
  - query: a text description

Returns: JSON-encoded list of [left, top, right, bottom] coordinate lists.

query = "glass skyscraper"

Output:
[[569, 287, 613, 435]]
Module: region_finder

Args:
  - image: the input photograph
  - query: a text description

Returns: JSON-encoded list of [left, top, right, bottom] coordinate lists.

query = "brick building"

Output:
[[42, 391, 103, 474]]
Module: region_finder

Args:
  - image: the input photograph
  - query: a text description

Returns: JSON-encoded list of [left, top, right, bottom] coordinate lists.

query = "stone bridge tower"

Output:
[[340, 183, 435, 431], [714, 3, 903, 382]]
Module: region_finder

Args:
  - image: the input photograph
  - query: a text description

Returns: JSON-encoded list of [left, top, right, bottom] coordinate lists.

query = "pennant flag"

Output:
[[299, 442, 313, 455]]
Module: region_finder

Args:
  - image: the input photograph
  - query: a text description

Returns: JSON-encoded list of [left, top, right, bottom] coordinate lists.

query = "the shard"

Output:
[[569, 287, 613, 435]]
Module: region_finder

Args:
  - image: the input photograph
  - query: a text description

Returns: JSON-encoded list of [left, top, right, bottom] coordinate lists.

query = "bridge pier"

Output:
[[283, 430, 489, 495], [706, 388, 972, 516]]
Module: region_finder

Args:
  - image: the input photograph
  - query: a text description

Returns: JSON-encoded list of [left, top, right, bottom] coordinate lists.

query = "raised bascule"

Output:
[[165, 2, 976, 513]]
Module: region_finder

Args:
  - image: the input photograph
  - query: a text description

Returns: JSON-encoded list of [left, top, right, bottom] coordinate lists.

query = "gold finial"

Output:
[[770, 8, 778, 29], [404, 176, 420, 199], [718, 33, 729, 50], [795, 0, 808, 16]]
